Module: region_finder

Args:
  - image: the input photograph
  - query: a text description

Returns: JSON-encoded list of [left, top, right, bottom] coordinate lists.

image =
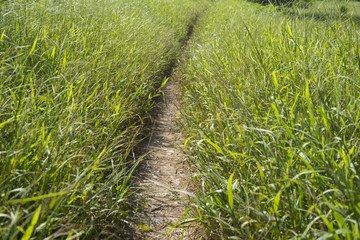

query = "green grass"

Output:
[[287, 0, 360, 23], [0, 0, 203, 238], [3, 0, 360, 239], [181, 0, 360, 238]]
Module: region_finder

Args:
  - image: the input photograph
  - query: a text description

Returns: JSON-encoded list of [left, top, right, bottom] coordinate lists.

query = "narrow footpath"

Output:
[[136, 75, 193, 239], [134, 20, 199, 240]]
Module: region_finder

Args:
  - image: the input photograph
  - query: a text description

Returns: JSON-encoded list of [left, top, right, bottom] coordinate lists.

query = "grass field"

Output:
[[287, 0, 360, 23], [1, 0, 360, 239], [181, 0, 360, 238], [0, 0, 203, 238]]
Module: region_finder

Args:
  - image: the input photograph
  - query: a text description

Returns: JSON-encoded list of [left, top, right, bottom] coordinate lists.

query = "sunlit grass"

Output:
[[3, 0, 360, 238], [181, 0, 360, 238], [0, 0, 202, 238], [287, 0, 360, 23]]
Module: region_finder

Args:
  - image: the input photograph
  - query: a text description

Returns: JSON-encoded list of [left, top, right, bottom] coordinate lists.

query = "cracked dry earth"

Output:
[[135, 70, 196, 240]]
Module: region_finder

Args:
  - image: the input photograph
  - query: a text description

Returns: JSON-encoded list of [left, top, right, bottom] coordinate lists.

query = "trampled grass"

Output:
[[0, 0, 203, 238], [181, 0, 360, 238]]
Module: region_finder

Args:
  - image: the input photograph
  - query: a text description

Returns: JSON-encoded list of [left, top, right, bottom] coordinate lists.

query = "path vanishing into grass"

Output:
[[133, 18, 200, 240], [4, 0, 360, 239]]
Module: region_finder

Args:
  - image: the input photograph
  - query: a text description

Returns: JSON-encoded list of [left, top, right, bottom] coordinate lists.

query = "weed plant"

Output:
[[0, 0, 201, 238], [181, 0, 360, 238]]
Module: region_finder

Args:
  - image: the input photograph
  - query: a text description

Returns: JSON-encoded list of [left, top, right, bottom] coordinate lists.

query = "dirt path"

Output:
[[135, 74, 194, 239], [132, 20, 199, 240]]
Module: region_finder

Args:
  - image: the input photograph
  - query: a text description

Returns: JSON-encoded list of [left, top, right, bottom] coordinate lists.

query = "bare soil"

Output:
[[134, 67, 196, 239], [127, 16, 205, 239]]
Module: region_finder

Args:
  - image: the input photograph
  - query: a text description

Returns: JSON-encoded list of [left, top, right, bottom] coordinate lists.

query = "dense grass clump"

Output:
[[182, 0, 360, 238], [0, 0, 201, 238]]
